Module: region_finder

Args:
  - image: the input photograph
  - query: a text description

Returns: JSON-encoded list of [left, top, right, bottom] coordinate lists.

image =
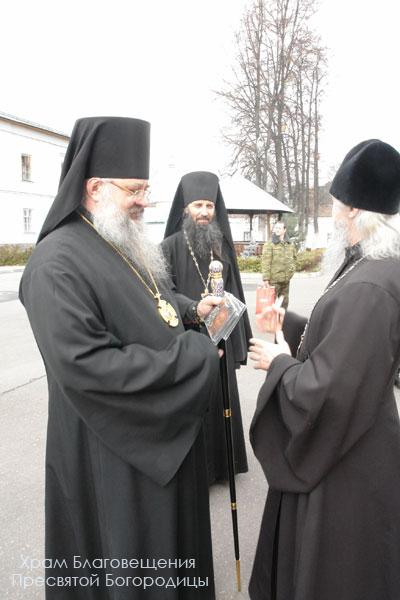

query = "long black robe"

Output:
[[19, 213, 220, 599], [249, 254, 400, 600], [161, 231, 249, 483]]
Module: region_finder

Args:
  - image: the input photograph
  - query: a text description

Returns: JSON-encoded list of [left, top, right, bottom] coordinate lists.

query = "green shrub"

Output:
[[296, 248, 324, 272], [237, 248, 324, 273], [0, 244, 34, 266], [236, 256, 261, 272]]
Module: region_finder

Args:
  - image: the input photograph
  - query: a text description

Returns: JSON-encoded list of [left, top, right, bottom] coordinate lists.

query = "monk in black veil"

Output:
[[162, 171, 252, 484], [20, 118, 223, 599]]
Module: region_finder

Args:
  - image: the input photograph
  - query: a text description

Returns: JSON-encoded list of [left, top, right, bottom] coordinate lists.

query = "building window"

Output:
[[23, 208, 33, 233], [243, 231, 251, 241], [21, 154, 32, 181]]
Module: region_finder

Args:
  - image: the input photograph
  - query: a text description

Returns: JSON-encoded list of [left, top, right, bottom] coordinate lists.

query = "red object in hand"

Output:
[[255, 284, 276, 314]]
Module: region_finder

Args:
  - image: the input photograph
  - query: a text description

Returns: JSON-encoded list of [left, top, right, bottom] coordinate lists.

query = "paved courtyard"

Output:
[[0, 268, 398, 599]]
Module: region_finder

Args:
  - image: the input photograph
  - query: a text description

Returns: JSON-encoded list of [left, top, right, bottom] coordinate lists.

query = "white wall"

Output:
[[2, 127, 327, 248], [0, 119, 68, 244]]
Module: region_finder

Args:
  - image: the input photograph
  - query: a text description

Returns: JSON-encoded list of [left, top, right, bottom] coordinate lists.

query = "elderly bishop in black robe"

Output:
[[19, 117, 223, 599], [248, 139, 400, 600], [162, 172, 252, 484]]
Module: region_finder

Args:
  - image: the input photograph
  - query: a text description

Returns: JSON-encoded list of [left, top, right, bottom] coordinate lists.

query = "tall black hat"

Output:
[[330, 139, 400, 215], [180, 171, 219, 207], [38, 116, 150, 242]]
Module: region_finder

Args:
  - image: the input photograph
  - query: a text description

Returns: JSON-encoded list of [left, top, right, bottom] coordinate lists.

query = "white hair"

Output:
[[322, 200, 400, 275], [354, 210, 400, 260], [90, 184, 168, 282]]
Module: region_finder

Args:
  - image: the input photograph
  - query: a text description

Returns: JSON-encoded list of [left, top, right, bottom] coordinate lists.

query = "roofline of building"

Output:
[[227, 208, 294, 215], [0, 111, 70, 141]]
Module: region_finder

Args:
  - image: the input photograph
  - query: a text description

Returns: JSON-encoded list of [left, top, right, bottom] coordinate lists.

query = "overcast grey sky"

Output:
[[2, 0, 399, 183]]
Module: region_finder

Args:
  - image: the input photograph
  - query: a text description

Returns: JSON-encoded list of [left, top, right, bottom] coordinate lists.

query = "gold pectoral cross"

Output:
[[155, 293, 179, 327]]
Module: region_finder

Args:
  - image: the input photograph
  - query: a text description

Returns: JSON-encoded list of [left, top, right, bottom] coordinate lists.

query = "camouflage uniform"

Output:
[[261, 237, 297, 309]]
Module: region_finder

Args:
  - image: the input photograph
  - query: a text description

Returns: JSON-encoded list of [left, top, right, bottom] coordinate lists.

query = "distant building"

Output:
[[220, 175, 293, 242], [0, 112, 69, 245]]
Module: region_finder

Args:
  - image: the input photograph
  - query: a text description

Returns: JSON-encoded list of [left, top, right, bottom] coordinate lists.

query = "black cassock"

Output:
[[249, 252, 400, 600], [162, 231, 250, 483], [20, 213, 220, 599]]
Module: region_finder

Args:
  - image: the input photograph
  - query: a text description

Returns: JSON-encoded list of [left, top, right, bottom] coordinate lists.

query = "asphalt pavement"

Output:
[[0, 268, 398, 599]]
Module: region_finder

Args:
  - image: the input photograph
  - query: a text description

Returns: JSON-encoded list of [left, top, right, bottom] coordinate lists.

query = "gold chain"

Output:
[[183, 229, 213, 296], [78, 212, 179, 327], [79, 212, 160, 298]]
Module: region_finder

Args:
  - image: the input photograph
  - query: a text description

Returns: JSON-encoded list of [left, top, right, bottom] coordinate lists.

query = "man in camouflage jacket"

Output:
[[261, 221, 296, 309]]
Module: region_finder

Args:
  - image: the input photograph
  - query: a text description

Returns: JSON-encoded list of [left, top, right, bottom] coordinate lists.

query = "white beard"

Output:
[[92, 188, 168, 283], [322, 218, 351, 276]]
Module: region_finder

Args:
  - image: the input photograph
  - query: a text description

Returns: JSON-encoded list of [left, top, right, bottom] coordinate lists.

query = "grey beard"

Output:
[[322, 219, 351, 276], [92, 190, 168, 283], [183, 213, 223, 259]]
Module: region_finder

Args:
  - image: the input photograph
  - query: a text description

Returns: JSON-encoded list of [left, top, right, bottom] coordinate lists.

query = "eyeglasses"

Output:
[[107, 180, 152, 203]]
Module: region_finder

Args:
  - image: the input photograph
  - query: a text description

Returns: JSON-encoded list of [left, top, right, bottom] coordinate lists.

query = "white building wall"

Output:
[[227, 215, 248, 242], [0, 118, 68, 244]]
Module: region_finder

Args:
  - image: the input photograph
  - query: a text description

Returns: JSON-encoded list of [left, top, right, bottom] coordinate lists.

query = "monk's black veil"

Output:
[[38, 116, 150, 242]]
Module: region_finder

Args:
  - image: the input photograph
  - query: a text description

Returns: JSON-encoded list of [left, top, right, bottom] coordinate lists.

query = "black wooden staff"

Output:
[[208, 259, 241, 592], [218, 337, 241, 592]]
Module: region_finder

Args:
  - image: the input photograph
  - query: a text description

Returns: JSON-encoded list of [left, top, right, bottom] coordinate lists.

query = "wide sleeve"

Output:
[[20, 263, 220, 487], [250, 282, 400, 493]]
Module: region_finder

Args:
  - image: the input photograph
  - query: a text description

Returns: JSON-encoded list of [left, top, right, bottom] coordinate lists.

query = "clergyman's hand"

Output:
[[249, 337, 291, 371], [197, 295, 223, 320]]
